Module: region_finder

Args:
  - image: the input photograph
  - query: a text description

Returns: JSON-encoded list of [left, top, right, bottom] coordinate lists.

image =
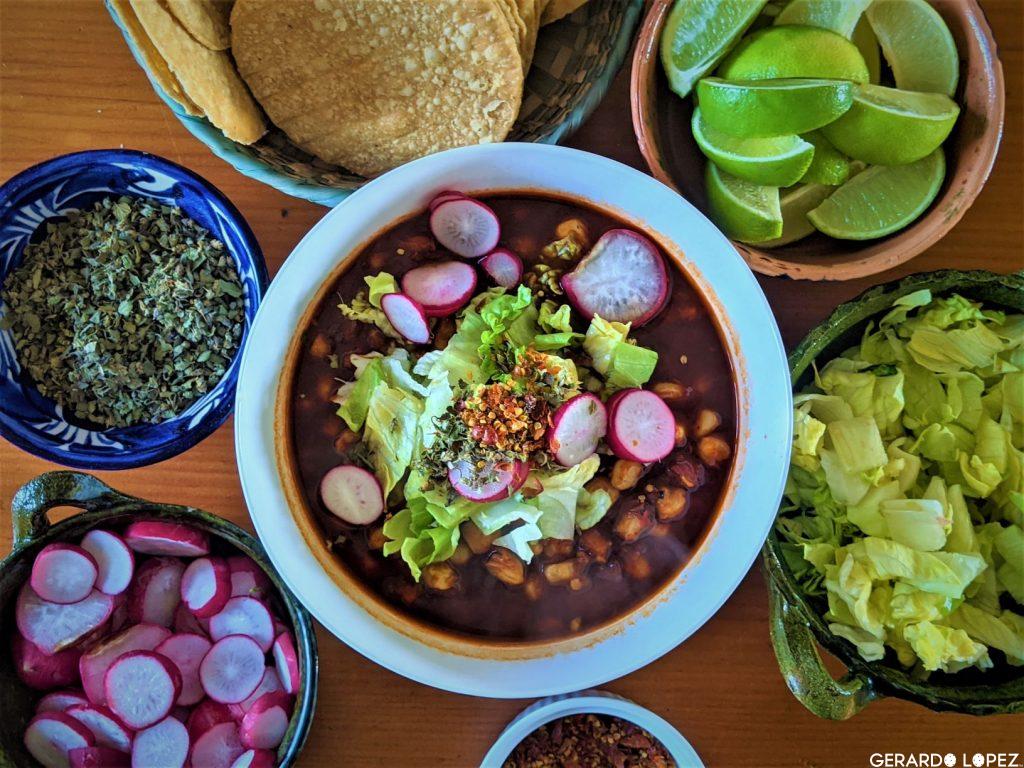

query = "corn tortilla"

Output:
[[231, 0, 524, 177], [109, 0, 203, 116], [541, 0, 590, 25], [516, 0, 541, 72], [165, 0, 232, 50], [130, 0, 266, 144]]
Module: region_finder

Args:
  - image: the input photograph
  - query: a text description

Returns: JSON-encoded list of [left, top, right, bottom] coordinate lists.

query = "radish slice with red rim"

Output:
[[380, 293, 431, 344], [127, 558, 184, 628], [209, 596, 276, 652], [12, 633, 81, 691], [607, 388, 676, 463], [190, 721, 244, 768], [123, 521, 209, 557], [561, 229, 669, 327], [17, 585, 114, 656], [226, 557, 271, 600], [156, 633, 213, 706], [427, 190, 467, 212], [31, 544, 98, 604], [104, 651, 182, 729], [319, 465, 385, 526], [65, 705, 132, 753], [79, 530, 134, 596], [239, 691, 293, 750], [479, 248, 523, 288], [429, 197, 500, 258], [38, 690, 90, 715], [272, 632, 300, 695], [69, 746, 130, 768], [549, 393, 608, 467], [200, 635, 265, 704], [230, 749, 276, 768], [79, 623, 172, 706], [448, 459, 529, 502], [187, 700, 234, 740], [131, 716, 189, 768], [230, 669, 282, 718], [401, 261, 477, 317], [181, 557, 231, 619], [24, 712, 95, 768]]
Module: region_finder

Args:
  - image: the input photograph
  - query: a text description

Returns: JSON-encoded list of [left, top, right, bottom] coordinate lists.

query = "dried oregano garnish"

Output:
[[0, 195, 245, 428]]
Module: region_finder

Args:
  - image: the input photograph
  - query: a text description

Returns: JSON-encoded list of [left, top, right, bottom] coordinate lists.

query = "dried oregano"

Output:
[[0, 195, 245, 428]]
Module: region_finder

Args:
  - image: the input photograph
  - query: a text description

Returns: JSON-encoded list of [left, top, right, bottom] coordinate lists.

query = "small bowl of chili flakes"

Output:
[[482, 690, 702, 768]]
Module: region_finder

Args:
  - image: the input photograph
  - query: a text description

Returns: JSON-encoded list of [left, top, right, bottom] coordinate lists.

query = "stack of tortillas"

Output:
[[113, 0, 591, 175]]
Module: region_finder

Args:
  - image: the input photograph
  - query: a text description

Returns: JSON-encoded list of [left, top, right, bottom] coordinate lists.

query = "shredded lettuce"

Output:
[[583, 314, 658, 393], [778, 291, 1024, 675]]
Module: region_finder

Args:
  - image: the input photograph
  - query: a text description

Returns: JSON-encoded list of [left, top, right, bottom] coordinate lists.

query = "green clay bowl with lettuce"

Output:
[[766, 268, 1024, 719]]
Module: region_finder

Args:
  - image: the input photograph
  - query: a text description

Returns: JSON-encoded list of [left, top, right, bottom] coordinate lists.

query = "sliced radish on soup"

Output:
[[319, 465, 385, 526], [123, 521, 209, 557], [17, 585, 115, 656], [380, 293, 431, 344], [400, 261, 477, 316], [561, 229, 669, 327], [104, 651, 182, 729], [31, 544, 98, 605], [479, 248, 523, 288], [200, 635, 265, 704], [427, 190, 467, 212], [180, 557, 231, 619], [429, 197, 500, 258], [131, 716, 189, 768], [607, 389, 676, 463], [549, 393, 607, 467], [24, 712, 95, 768], [80, 530, 134, 596], [448, 459, 529, 502]]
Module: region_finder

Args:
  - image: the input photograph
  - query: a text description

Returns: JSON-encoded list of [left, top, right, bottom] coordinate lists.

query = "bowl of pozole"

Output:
[[235, 143, 792, 696]]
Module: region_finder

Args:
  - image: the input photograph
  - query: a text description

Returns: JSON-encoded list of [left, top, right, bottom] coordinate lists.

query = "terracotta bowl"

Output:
[[630, 0, 1005, 281]]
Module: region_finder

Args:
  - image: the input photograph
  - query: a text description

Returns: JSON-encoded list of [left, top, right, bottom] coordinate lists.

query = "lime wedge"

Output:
[[660, 0, 768, 99], [691, 107, 814, 186], [867, 0, 959, 96], [717, 26, 870, 83], [761, 183, 836, 247], [821, 83, 959, 166], [705, 162, 782, 243], [807, 149, 945, 240], [851, 16, 881, 84], [697, 77, 853, 138], [774, 0, 871, 38], [800, 131, 851, 185]]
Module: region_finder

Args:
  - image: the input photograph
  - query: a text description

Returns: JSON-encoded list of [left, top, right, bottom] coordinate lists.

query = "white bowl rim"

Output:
[[234, 142, 792, 698], [480, 690, 703, 767]]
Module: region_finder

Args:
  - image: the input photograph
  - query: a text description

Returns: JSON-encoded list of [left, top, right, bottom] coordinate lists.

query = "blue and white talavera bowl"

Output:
[[0, 149, 267, 469]]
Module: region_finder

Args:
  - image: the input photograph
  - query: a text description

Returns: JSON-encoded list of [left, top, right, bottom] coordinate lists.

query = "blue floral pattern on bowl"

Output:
[[0, 149, 268, 469]]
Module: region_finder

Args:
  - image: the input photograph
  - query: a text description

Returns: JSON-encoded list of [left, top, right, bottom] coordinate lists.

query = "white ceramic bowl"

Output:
[[235, 142, 792, 698], [481, 690, 703, 767]]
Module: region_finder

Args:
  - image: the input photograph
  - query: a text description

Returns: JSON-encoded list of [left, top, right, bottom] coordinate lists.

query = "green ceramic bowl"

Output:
[[0, 471, 318, 766], [763, 269, 1024, 720]]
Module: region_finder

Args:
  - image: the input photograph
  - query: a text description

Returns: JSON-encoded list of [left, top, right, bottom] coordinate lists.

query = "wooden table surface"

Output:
[[1, 2, 1022, 766]]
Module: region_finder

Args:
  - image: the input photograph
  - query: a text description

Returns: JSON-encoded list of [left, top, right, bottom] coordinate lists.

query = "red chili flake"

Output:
[[503, 714, 676, 768]]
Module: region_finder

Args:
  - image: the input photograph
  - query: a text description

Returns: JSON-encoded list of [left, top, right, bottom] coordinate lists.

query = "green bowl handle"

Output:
[[768, 579, 880, 720], [10, 471, 139, 547]]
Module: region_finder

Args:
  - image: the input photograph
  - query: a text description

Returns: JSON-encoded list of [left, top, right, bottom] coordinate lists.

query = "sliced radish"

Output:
[[173, 601, 209, 636], [31, 544, 99, 605], [480, 248, 523, 288], [17, 585, 114, 656], [226, 557, 271, 601], [400, 261, 477, 316], [429, 197, 500, 258], [180, 557, 231, 619], [187, 700, 234, 740], [209, 597, 275, 652], [230, 749, 276, 768], [561, 229, 669, 327], [127, 557, 184, 628], [80, 530, 134, 596], [380, 292, 430, 344], [131, 716, 189, 768], [229, 669, 282, 719], [272, 632, 300, 695], [427, 189, 466, 212], [200, 635, 265, 704], [549, 393, 608, 467], [319, 465, 385, 526], [104, 651, 181, 729], [38, 690, 91, 715], [12, 633, 81, 691], [65, 705, 132, 753], [448, 459, 529, 502], [69, 746, 130, 768], [189, 722, 243, 768], [239, 691, 292, 750], [607, 388, 676, 463], [156, 633, 213, 706], [123, 521, 209, 557], [79, 623, 172, 706], [25, 712, 95, 768]]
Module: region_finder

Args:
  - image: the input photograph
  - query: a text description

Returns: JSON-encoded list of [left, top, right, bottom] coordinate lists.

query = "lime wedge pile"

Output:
[[661, 0, 961, 246]]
